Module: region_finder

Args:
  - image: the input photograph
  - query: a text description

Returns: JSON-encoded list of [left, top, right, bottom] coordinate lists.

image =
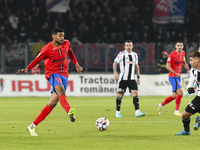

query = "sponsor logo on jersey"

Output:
[[175, 61, 183, 64], [52, 56, 67, 63], [125, 61, 135, 64]]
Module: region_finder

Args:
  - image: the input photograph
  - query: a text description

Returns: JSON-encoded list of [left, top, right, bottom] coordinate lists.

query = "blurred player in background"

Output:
[[157, 51, 168, 74], [31, 64, 41, 74], [17, 27, 83, 136], [156, 40, 190, 116], [175, 50, 200, 135], [113, 40, 145, 118]]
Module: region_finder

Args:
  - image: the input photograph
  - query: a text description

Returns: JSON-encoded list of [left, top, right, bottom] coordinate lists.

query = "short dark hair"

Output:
[[189, 50, 200, 58], [51, 27, 64, 35], [176, 40, 183, 44], [125, 40, 133, 43]]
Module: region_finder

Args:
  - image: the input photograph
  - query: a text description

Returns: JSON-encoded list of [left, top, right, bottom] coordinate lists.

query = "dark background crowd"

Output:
[[0, 0, 200, 45]]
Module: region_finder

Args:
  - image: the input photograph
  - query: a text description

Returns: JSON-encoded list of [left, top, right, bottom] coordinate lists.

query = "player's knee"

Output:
[[48, 100, 58, 108], [118, 93, 124, 98], [131, 90, 138, 97], [182, 111, 191, 119], [172, 93, 177, 99]]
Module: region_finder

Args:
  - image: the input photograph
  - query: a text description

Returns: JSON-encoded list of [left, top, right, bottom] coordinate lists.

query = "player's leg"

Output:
[[131, 90, 145, 117], [115, 80, 125, 118], [129, 80, 145, 117], [175, 96, 200, 135], [54, 79, 75, 122], [27, 92, 58, 136], [116, 93, 124, 118], [175, 111, 192, 135], [174, 79, 183, 116], [54, 85, 75, 122], [48, 73, 75, 122], [157, 77, 177, 115], [194, 116, 200, 130]]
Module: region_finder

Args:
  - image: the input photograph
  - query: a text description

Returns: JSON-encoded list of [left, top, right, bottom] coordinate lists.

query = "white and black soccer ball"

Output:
[[95, 117, 109, 131]]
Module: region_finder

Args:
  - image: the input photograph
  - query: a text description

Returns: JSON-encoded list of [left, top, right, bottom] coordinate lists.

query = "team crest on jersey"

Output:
[[181, 77, 189, 91], [0, 78, 5, 93], [167, 57, 171, 61]]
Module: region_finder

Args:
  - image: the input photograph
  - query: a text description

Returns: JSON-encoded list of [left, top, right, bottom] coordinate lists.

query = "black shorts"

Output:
[[185, 96, 200, 114], [117, 80, 138, 93]]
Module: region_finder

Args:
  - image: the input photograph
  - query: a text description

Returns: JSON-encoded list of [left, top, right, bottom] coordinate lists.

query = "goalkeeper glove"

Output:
[[187, 88, 195, 94]]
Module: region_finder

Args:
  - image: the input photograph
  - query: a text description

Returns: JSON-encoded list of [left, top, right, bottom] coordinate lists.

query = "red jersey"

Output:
[[27, 40, 77, 79], [167, 50, 185, 77]]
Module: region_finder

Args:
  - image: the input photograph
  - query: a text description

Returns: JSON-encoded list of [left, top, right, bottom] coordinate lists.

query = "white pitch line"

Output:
[[0, 120, 181, 124]]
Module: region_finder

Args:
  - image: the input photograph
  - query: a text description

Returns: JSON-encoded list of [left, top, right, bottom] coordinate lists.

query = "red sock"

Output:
[[161, 96, 175, 106], [33, 104, 53, 126], [175, 95, 182, 111], [59, 94, 71, 114]]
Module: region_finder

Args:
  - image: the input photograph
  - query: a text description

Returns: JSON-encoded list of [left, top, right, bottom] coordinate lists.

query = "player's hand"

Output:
[[187, 87, 195, 94], [137, 78, 140, 85], [17, 68, 28, 74], [175, 73, 181, 78], [114, 72, 118, 81], [75, 63, 83, 74]]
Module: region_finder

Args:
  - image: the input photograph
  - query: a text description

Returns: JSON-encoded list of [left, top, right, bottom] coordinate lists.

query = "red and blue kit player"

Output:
[[17, 27, 83, 136], [156, 41, 190, 116]]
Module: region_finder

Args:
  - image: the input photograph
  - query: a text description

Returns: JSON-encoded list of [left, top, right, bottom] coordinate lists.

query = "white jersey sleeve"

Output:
[[114, 52, 123, 63], [135, 52, 138, 64], [187, 68, 196, 89]]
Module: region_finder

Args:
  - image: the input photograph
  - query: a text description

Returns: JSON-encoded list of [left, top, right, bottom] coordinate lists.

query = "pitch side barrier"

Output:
[[0, 74, 190, 97]]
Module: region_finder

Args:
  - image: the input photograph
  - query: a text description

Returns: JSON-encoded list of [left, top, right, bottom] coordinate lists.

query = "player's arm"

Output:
[[183, 59, 190, 76], [17, 59, 40, 74], [17, 48, 45, 74], [68, 45, 83, 74], [135, 64, 140, 85], [166, 63, 181, 78], [113, 61, 119, 81], [187, 69, 195, 94]]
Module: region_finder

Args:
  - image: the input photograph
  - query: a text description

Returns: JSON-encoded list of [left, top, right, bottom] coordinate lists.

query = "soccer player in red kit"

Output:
[[17, 27, 83, 136], [156, 41, 190, 116]]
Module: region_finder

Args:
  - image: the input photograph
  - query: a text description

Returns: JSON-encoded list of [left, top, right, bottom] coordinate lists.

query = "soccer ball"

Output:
[[95, 117, 109, 131]]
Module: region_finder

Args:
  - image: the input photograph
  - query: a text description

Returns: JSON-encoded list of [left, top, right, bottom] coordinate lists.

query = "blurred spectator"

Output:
[[71, 32, 82, 45], [0, 0, 200, 44], [157, 51, 168, 74], [78, 21, 89, 43], [19, 26, 28, 43], [8, 13, 19, 31]]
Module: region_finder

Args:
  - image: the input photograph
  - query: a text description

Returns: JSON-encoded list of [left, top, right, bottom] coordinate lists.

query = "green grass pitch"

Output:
[[0, 95, 200, 150]]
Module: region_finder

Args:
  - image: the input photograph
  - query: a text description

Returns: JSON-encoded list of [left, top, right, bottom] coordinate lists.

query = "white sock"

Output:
[[159, 103, 162, 107], [175, 110, 180, 113], [135, 109, 139, 114], [116, 111, 120, 114], [30, 123, 36, 128]]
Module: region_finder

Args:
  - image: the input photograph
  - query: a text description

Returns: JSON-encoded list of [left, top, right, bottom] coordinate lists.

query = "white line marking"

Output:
[[0, 120, 181, 124]]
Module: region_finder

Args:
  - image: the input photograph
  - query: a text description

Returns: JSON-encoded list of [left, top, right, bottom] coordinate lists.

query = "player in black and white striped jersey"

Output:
[[176, 50, 200, 135], [113, 40, 146, 118]]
